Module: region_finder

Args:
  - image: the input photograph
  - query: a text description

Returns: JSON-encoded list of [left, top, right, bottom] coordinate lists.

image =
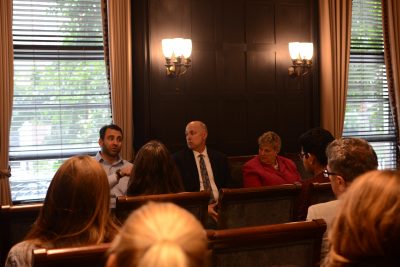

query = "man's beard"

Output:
[[102, 146, 120, 158]]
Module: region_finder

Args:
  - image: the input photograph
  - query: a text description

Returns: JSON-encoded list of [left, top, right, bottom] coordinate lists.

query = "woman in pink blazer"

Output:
[[243, 131, 301, 187]]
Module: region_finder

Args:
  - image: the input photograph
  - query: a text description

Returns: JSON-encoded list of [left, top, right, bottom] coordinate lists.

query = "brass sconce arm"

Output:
[[165, 56, 191, 78], [288, 59, 312, 77]]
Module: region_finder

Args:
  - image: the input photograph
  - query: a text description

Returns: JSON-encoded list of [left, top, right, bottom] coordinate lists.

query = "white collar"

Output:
[[193, 147, 208, 158]]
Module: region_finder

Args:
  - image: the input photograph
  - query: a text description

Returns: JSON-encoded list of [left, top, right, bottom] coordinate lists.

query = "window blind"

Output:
[[343, 0, 396, 169], [10, 0, 112, 202]]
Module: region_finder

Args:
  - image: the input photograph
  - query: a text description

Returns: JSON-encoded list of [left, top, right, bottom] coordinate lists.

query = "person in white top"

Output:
[[325, 170, 400, 267], [307, 137, 378, 263], [94, 124, 133, 207]]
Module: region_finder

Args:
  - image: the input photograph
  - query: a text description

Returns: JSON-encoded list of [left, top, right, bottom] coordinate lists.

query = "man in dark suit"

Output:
[[172, 121, 232, 222]]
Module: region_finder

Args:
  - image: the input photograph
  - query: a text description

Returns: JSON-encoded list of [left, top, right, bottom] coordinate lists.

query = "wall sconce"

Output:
[[162, 38, 192, 78], [288, 42, 313, 77]]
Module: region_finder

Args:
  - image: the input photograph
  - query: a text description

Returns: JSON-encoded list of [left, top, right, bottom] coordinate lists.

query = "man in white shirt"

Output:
[[172, 121, 232, 223], [307, 137, 378, 261], [94, 124, 133, 207]]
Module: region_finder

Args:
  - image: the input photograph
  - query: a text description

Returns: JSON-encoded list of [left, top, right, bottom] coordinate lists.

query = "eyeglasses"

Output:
[[323, 169, 338, 178], [299, 152, 309, 159]]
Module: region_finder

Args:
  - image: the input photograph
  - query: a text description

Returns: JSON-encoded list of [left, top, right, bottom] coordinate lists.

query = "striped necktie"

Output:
[[199, 154, 215, 202]]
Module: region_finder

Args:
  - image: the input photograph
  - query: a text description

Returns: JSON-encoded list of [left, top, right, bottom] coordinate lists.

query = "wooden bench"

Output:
[[309, 182, 335, 205], [115, 191, 210, 226], [32, 243, 110, 267], [217, 184, 302, 229], [207, 219, 326, 267], [0, 203, 42, 266]]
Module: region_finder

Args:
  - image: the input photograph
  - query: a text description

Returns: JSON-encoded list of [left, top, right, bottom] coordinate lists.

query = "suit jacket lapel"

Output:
[[186, 148, 200, 191]]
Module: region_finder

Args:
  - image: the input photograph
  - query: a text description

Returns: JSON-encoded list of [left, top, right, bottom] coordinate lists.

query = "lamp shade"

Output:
[[162, 39, 174, 58], [170, 38, 183, 57], [300, 43, 313, 60], [181, 39, 192, 58], [288, 42, 301, 60]]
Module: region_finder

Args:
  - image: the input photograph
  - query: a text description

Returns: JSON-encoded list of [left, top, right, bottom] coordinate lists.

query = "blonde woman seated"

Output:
[[107, 202, 208, 267], [243, 131, 301, 187], [324, 170, 400, 267], [5, 155, 118, 267]]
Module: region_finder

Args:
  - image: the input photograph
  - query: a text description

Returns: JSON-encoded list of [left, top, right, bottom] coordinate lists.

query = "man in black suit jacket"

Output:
[[172, 121, 232, 222]]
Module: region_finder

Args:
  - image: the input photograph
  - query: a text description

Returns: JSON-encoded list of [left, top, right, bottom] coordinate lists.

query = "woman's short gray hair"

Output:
[[258, 131, 281, 152]]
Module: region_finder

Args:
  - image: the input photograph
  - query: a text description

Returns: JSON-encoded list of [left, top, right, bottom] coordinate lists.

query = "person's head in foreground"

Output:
[[27, 155, 118, 247], [107, 202, 208, 267], [325, 170, 400, 267]]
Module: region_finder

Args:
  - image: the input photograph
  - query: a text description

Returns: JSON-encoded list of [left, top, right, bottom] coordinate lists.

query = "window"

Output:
[[10, 0, 111, 202], [344, 0, 397, 169]]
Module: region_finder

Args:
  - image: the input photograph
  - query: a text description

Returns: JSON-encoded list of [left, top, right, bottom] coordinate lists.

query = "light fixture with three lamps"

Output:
[[161, 38, 192, 78], [288, 42, 313, 77]]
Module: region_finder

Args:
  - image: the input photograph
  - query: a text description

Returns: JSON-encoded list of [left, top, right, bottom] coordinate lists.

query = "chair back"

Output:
[[0, 203, 42, 266], [227, 155, 255, 188], [116, 191, 209, 226], [32, 243, 110, 267], [218, 184, 302, 229], [309, 182, 335, 205], [208, 219, 326, 267]]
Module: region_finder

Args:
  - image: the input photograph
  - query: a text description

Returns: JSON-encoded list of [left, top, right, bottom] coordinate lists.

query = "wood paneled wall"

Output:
[[133, 0, 319, 156]]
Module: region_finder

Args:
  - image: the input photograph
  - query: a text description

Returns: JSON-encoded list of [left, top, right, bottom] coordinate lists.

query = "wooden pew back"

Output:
[[227, 155, 255, 188], [217, 184, 302, 229], [208, 219, 326, 267], [116, 191, 209, 226], [309, 182, 336, 205], [32, 243, 110, 267], [26, 221, 326, 267], [0, 203, 42, 266]]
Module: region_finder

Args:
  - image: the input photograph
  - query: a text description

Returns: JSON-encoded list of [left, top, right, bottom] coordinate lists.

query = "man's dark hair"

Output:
[[99, 124, 123, 140], [299, 127, 334, 165]]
